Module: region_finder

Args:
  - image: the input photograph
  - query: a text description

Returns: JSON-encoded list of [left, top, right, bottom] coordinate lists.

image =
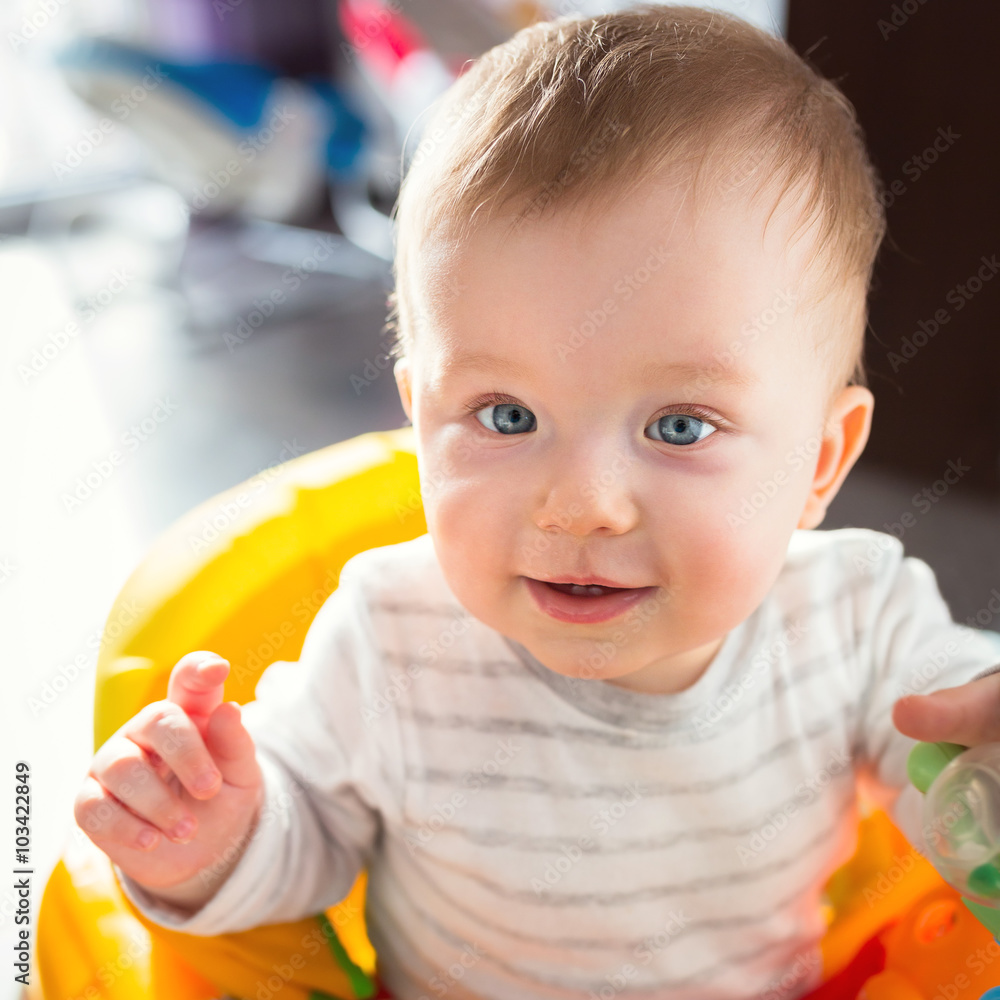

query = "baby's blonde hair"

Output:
[[384, 4, 887, 402]]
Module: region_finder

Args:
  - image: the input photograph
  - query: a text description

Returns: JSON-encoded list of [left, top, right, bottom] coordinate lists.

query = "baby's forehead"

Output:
[[429, 156, 818, 257], [413, 173, 821, 323], [405, 208, 838, 405]]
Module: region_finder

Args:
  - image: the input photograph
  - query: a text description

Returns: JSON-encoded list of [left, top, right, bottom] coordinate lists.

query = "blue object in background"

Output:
[[57, 37, 368, 181]]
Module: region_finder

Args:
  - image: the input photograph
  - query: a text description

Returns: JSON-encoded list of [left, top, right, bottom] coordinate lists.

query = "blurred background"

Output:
[[2, 0, 998, 996]]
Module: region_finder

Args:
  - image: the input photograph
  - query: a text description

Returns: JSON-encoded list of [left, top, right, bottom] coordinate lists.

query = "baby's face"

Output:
[[394, 173, 840, 694]]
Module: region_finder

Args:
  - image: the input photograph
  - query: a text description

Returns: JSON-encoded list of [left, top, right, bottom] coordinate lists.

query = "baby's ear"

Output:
[[394, 357, 413, 424], [797, 385, 874, 530]]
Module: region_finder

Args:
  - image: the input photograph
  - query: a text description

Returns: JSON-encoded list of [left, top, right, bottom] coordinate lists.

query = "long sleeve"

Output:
[[850, 535, 1000, 847], [113, 555, 404, 935]]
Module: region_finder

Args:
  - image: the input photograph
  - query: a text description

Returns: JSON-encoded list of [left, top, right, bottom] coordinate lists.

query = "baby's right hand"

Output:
[[74, 652, 263, 910]]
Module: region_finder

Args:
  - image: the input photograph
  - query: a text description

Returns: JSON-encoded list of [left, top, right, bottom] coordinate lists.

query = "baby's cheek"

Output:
[[722, 448, 817, 532], [677, 489, 794, 605], [422, 469, 517, 578]]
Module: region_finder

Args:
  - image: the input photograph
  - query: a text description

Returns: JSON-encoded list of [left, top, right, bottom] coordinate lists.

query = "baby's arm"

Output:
[[78, 564, 392, 936], [851, 537, 1000, 845]]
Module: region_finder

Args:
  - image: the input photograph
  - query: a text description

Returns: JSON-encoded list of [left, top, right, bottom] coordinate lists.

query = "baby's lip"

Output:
[[532, 575, 642, 589], [523, 577, 658, 624]]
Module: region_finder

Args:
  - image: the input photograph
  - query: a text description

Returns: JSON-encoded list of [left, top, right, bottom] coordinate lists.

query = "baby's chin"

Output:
[[500, 595, 730, 693]]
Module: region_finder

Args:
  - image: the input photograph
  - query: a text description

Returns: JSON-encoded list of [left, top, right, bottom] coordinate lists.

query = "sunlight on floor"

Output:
[[1, 234, 149, 995]]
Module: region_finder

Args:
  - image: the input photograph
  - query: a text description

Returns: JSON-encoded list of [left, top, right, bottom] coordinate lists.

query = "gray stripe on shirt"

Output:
[[399, 785, 846, 854], [383, 825, 827, 952], [401, 714, 843, 797], [411, 819, 840, 907], [373, 850, 823, 992]]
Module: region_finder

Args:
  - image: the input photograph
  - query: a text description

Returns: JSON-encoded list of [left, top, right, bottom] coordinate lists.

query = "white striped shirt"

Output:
[[116, 528, 1000, 999]]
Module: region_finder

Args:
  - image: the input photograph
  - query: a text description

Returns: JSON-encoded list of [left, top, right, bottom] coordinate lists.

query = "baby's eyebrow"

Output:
[[644, 359, 760, 390], [440, 352, 534, 381], [441, 353, 759, 390]]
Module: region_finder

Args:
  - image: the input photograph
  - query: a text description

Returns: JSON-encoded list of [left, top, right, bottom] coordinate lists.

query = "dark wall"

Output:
[[787, 1, 1000, 498]]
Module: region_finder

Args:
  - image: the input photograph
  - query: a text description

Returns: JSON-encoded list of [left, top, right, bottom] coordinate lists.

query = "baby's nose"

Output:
[[532, 447, 639, 537]]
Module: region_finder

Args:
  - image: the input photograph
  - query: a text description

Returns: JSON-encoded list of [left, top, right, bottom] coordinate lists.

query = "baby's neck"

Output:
[[603, 635, 726, 695]]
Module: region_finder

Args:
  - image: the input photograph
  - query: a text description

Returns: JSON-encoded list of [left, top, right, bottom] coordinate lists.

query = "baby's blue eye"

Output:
[[476, 403, 537, 435], [646, 413, 716, 446]]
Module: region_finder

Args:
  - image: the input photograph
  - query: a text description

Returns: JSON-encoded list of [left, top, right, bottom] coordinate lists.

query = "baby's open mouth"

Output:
[[544, 582, 630, 597], [524, 577, 657, 624]]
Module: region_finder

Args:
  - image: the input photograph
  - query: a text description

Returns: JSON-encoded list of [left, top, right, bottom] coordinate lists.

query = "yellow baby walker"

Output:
[[33, 426, 1000, 1000]]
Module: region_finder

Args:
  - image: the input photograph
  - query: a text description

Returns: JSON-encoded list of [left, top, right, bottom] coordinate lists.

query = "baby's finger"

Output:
[[894, 673, 1000, 746], [126, 701, 222, 800], [204, 702, 261, 790], [90, 736, 198, 843], [75, 775, 163, 854], [167, 652, 230, 728]]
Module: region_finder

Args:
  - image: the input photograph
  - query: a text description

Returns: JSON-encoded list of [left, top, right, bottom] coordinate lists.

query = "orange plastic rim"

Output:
[[913, 899, 959, 944]]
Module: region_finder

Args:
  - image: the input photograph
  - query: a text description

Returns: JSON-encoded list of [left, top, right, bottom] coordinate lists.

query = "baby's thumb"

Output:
[[204, 702, 261, 790]]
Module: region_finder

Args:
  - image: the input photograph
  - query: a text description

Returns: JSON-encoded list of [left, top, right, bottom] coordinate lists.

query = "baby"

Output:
[[76, 5, 1000, 998]]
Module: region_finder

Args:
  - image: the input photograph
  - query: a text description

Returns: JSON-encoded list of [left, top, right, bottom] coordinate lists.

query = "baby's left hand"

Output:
[[893, 671, 1000, 747]]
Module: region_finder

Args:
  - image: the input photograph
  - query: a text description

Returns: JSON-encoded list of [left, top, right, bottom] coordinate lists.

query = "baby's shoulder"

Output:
[[776, 527, 906, 601], [338, 532, 457, 610]]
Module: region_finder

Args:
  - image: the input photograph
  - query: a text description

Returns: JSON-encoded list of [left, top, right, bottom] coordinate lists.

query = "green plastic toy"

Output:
[[908, 740, 1000, 936]]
